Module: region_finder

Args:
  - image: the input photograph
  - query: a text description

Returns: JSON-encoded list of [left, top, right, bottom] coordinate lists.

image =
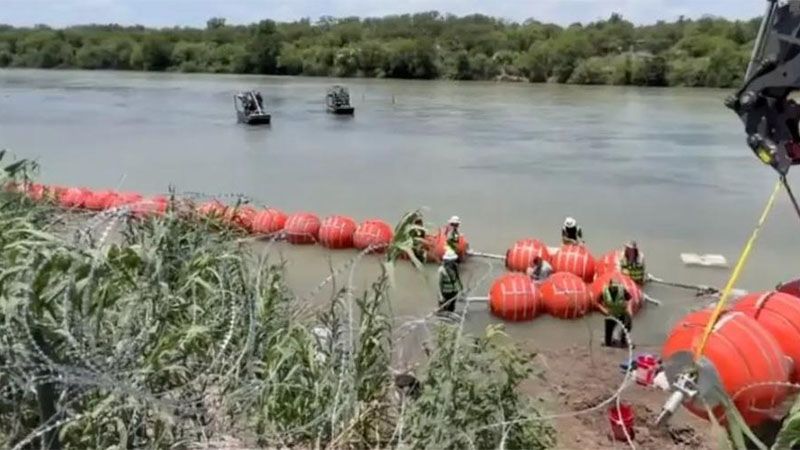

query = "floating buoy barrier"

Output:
[[132, 196, 168, 217], [595, 249, 621, 278], [489, 273, 541, 321], [539, 272, 592, 319], [427, 231, 469, 263], [661, 309, 790, 426], [111, 192, 143, 208], [319, 215, 357, 249], [197, 200, 227, 218], [353, 219, 393, 252], [590, 271, 643, 315], [84, 190, 119, 211], [505, 239, 551, 272], [284, 212, 321, 245], [59, 187, 91, 208], [732, 291, 800, 382], [224, 205, 257, 231], [552, 244, 595, 282], [251, 208, 288, 235]]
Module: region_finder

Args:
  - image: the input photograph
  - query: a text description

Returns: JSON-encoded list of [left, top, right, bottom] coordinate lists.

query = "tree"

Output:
[[135, 35, 172, 71], [247, 20, 282, 74]]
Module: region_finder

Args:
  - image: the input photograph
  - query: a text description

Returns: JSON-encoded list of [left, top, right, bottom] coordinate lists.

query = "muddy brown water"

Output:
[[2, 68, 799, 355]]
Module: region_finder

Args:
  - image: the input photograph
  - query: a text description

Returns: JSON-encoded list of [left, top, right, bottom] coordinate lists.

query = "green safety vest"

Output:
[[620, 259, 645, 285], [446, 227, 460, 250], [603, 286, 628, 316], [439, 266, 462, 294]]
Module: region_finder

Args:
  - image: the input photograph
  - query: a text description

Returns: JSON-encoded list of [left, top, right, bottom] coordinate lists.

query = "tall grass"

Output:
[[0, 154, 554, 449]]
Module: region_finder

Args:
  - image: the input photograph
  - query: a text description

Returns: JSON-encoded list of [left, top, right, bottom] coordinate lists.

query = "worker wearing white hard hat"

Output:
[[561, 216, 584, 245], [438, 249, 463, 313], [445, 215, 462, 257]]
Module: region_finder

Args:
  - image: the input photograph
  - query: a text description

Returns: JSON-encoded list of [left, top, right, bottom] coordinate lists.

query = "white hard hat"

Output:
[[448, 216, 461, 225], [564, 217, 577, 228], [443, 250, 459, 262]]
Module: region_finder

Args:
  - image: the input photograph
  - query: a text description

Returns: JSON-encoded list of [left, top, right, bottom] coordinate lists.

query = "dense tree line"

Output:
[[0, 12, 759, 87]]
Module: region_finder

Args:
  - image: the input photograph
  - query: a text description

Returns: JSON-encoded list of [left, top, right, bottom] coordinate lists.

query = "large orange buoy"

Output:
[[595, 250, 621, 278], [427, 231, 469, 263], [539, 272, 592, 319], [284, 212, 321, 245], [223, 205, 257, 231], [732, 292, 800, 382], [251, 208, 288, 235], [59, 187, 91, 208], [131, 196, 168, 217], [319, 215, 357, 249], [353, 219, 394, 252], [489, 273, 541, 321], [505, 239, 551, 272], [590, 271, 643, 315], [109, 192, 143, 208], [662, 310, 790, 426], [84, 190, 119, 211], [24, 183, 46, 202], [197, 200, 228, 218], [552, 244, 596, 282]]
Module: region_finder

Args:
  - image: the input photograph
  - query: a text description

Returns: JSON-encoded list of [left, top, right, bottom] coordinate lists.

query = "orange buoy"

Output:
[[59, 187, 91, 208], [319, 215, 357, 249], [84, 190, 119, 211], [552, 244, 596, 282], [661, 310, 790, 426], [353, 219, 394, 252], [24, 183, 46, 202], [251, 208, 288, 235], [427, 231, 469, 263], [539, 272, 592, 319], [590, 271, 643, 315], [197, 200, 228, 218], [110, 192, 143, 208], [732, 292, 800, 382], [132, 196, 168, 217], [284, 212, 321, 245], [223, 205, 257, 231], [595, 250, 621, 278], [489, 273, 541, 321], [505, 239, 551, 272]]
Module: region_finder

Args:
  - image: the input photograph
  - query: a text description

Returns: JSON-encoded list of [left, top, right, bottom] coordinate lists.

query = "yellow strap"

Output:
[[693, 179, 783, 361]]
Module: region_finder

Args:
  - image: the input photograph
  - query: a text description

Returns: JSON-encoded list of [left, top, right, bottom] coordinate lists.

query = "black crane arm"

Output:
[[727, 0, 800, 175]]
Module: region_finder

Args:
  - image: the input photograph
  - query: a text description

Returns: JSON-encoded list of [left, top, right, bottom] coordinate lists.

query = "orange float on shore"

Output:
[[590, 271, 643, 315], [489, 273, 541, 321], [552, 244, 595, 282], [661, 310, 790, 426], [732, 291, 800, 382], [84, 190, 119, 211], [251, 208, 288, 235], [505, 239, 550, 272], [539, 272, 592, 319], [353, 219, 393, 252], [319, 215, 357, 249], [284, 212, 321, 244]]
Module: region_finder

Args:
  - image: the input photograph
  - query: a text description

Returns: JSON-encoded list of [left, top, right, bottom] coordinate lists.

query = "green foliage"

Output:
[[0, 13, 756, 86]]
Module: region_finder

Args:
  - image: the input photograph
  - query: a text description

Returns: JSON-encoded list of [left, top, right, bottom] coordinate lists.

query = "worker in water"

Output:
[[526, 256, 553, 283], [445, 216, 461, 253], [438, 250, 463, 313], [598, 281, 633, 348], [620, 241, 646, 285], [561, 217, 584, 245], [409, 212, 427, 262]]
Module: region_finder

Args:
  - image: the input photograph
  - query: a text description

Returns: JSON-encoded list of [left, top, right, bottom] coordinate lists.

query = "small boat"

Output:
[[234, 91, 271, 125], [326, 85, 355, 115]]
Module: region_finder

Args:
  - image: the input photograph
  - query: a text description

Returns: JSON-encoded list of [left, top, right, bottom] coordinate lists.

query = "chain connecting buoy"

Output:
[[540, 272, 592, 319], [595, 250, 621, 278], [353, 219, 393, 253], [319, 215, 357, 249], [552, 244, 596, 282], [251, 208, 288, 235], [505, 239, 551, 272], [590, 271, 643, 314], [489, 273, 541, 321], [285, 212, 321, 245], [661, 310, 790, 426], [732, 291, 800, 382], [427, 231, 469, 263]]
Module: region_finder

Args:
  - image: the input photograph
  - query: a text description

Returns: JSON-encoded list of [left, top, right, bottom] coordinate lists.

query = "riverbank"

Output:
[[0, 13, 754, 88]]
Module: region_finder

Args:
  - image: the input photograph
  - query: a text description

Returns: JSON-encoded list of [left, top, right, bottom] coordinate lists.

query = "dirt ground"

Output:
[[526, 345, 721, 449]]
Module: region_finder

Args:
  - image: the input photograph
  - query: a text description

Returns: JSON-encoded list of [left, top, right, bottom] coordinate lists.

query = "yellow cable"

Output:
[[693, 179, 783, 361]]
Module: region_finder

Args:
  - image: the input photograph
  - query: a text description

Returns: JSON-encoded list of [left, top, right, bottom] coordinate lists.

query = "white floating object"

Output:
[[680, 253, 729, 268]]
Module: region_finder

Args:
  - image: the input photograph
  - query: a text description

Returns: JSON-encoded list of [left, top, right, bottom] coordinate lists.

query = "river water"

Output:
[[1, 69, 798, 352]]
